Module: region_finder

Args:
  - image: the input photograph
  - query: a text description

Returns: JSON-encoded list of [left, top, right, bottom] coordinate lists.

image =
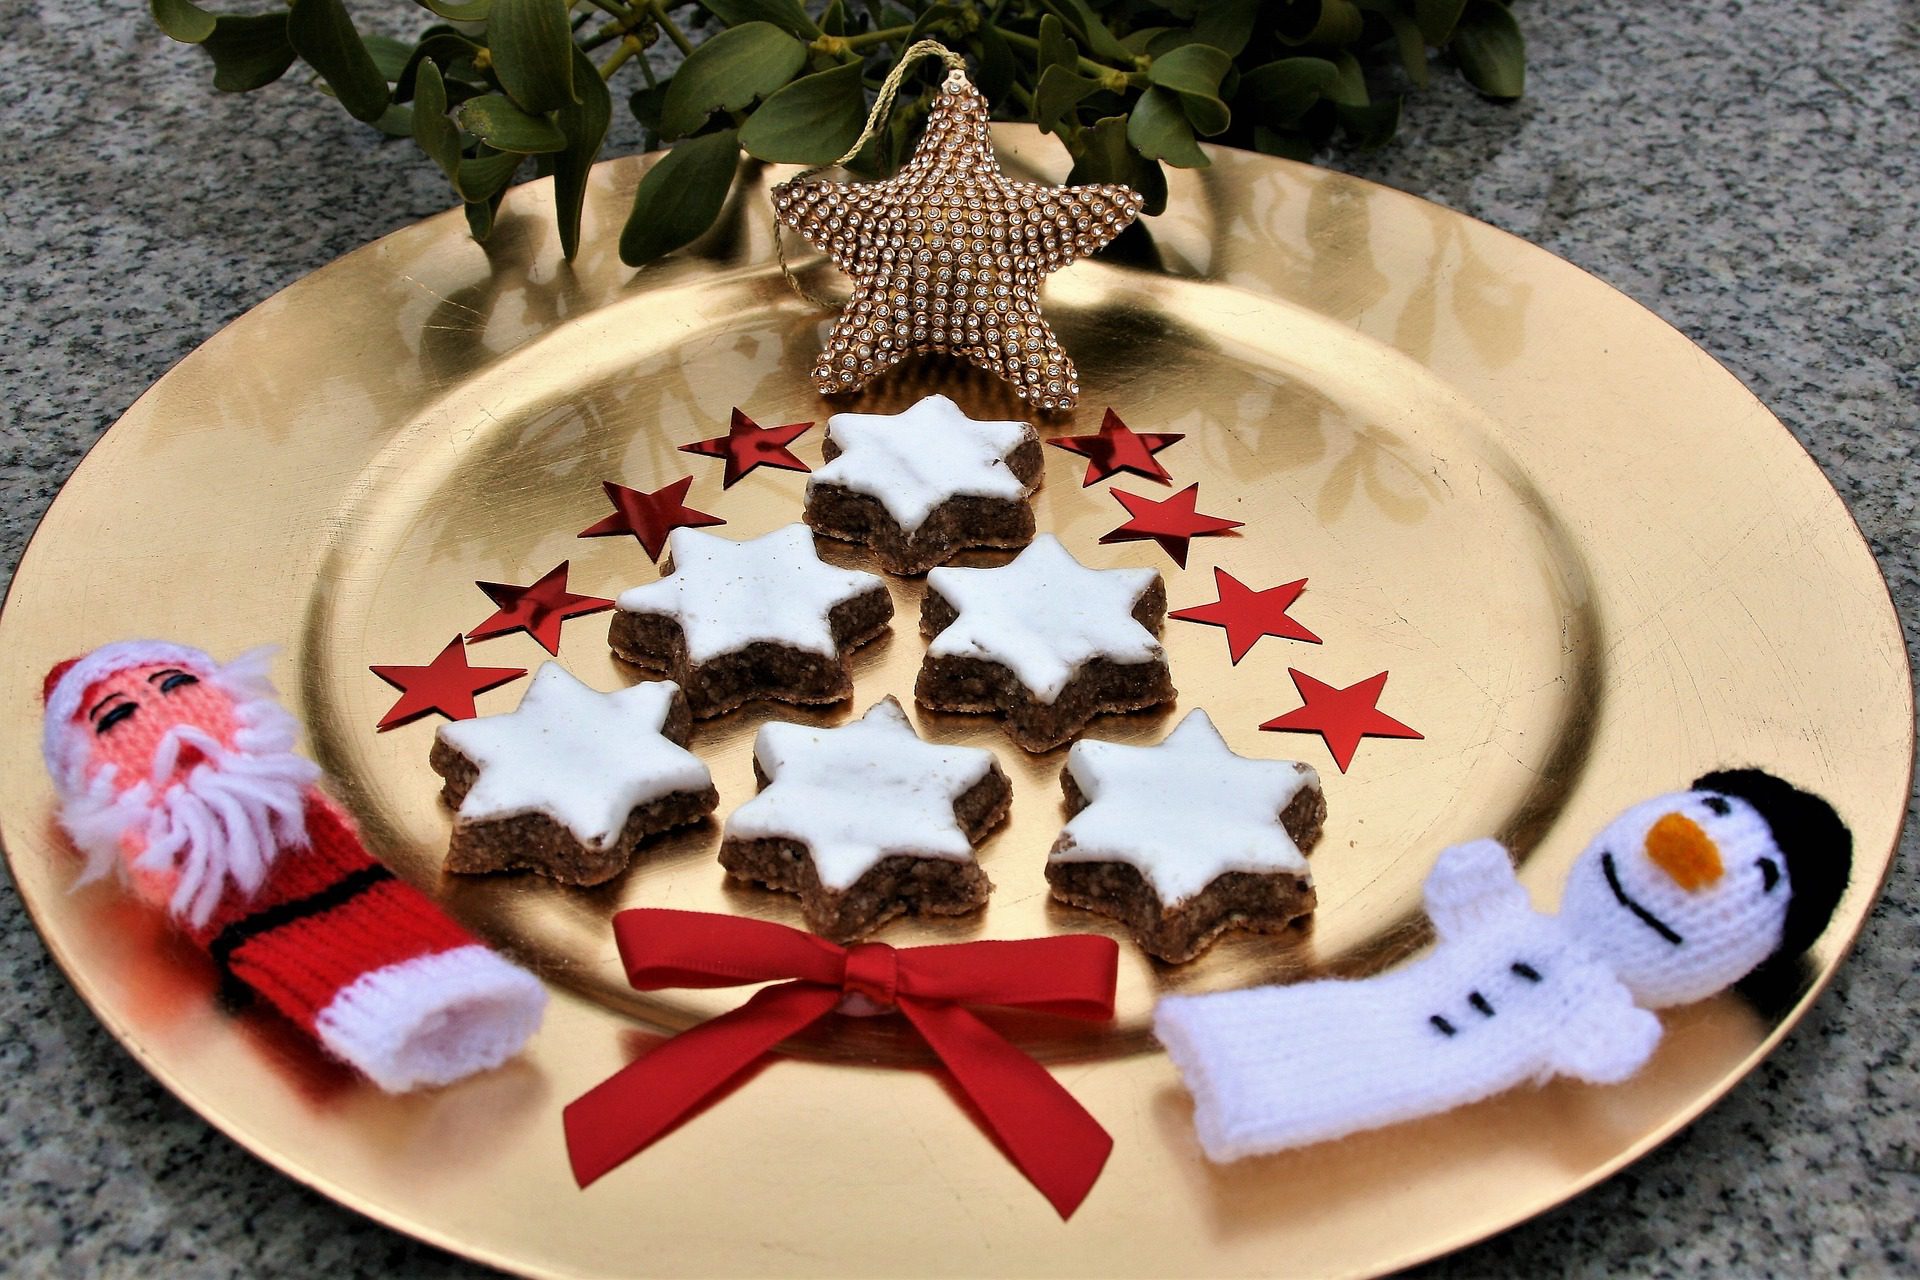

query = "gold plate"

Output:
[[0, 134, 1910, 1277]]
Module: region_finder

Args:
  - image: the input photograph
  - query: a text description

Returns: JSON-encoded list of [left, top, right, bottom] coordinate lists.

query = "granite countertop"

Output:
[[2, 0, 1914, 1274]]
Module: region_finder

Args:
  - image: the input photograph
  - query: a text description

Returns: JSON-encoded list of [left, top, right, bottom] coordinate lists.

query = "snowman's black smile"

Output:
[[1602, 852, 1684, 946]]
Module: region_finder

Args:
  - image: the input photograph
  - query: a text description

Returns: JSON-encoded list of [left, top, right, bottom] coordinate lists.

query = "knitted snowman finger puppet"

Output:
[[1153, 771, 1851, 1162], [42, 641, 548, 1092]]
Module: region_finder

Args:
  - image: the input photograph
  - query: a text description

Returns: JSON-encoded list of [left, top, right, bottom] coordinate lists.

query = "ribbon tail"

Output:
[[901, 1000, 1114, 1220], [564, 982, 840, 1187]]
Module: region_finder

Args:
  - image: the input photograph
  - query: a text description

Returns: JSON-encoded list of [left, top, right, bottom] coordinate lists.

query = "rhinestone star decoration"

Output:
[[772, 68, 1145, 412], [1260, 669, 1423, 773]]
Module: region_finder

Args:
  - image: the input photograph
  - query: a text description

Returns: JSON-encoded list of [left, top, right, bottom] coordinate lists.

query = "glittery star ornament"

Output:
[[370, 637, 526, 730], [1049, 409, 1185, 486], [1098, 483, 1243, 568], [772, 69, 1145, 412], [680, 409, 812, 488], [579, 476, 724, 561], [1259, 669, 1423, 773], [1171, 569, 1321, 662], [466, 561, 614, 655]]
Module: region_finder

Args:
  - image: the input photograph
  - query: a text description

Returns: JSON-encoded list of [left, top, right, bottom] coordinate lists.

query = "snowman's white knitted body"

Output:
[[1154, 789, 1795, 1162]]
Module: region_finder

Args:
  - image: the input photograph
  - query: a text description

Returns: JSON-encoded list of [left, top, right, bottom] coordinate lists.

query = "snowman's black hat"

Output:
[[1692, 768, 1852, 961]]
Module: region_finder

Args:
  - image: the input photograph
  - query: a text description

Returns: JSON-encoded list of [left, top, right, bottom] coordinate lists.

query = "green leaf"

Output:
[[150, 0, 216, 44], [975, 24, 1016, 103], [1037, 13, 1077, 74], [200, 14, 297, 93], [364, 34, 415, 83], [288, 0, 389, 123], [1191, 0, 1257, 57], [411, 59, 466, 186], [1252, 125, 1314, 162], [466, 187, 508, 240], [1067, 115, 1166, 216], [1033, 64, 1101, 135], [1239, 57, 1339, 122], [737, 60, 866, 164], [1278, 0, 1364, 46], [821, 0, 848, 36], [1148, 43, 1229, 98], [456, 93, 567, 152], [1127, 87, 1207, 168], [1043, 0, 1132, 64], [373, 102, 414, 136], [700, 0, 821, 40], [458, 148, 522, 201], [620, 128, 741, 266], [658, 22, 806, 140], [1364, 0, 1430, 89], [554, 45, 610, 260], [628, 81, 668, 132], [907, 4, 969, 45], [1453, 0, 1524, 98], [1327, 50, 1370, 107], [1414, 0, 1468, 45], [421, 0, 492, 21], [1337, 96, 1401, 148], [1148, 43, 1231, 135], [488, 0, 576, 114]]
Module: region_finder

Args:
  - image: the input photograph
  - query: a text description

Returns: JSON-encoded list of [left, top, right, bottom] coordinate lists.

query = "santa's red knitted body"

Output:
[[42, 640, 546, 1091]]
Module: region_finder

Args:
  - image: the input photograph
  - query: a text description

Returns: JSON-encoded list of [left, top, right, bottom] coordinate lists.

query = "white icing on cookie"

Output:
[[616, 524, 888, 664], [436, 664, 712, 850], [1054, 709, 1318, 905], [924, 533, 1163, 702], [810, 393, 1036, 532], [725, 697, 999, 891]]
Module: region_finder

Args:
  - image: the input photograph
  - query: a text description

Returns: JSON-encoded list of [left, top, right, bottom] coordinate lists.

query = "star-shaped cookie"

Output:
[[1048, 709, 1326, 962], [431, 664, 718, 885], [805, 393, 1042, 574], [610, 524, 893, 718], [916, 533, 1173, 751], [772, 69, 1144, 412], [721, 697, 1009, 940]]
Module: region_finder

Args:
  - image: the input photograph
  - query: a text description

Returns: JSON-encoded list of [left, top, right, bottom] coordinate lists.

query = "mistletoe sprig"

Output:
[[151, 0, 1525, 264]]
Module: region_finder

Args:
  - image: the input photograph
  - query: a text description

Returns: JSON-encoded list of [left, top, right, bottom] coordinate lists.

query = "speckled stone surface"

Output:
[[1, 0, 1913, 1274]]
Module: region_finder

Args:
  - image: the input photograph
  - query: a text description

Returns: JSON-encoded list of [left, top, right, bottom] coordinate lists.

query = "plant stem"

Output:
[[837, 24, 912, 51], [995, 26, 1138, 86], [600, 34, 647, 78], [650, 1, 695, 57]]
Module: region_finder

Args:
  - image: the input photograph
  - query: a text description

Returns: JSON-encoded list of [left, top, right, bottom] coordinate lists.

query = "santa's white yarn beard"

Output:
[[57, 658, 321, 929]]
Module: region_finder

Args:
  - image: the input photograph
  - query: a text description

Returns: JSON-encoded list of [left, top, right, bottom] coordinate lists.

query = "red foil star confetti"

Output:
[[370, 637, 525, 731], [466, 561, 613, 655], [1048, 409, 1185, 486], [680, 409, 812, 488], [579, 476, 724, 561], [1098, 483, 1243, 568], [1259, 669, 1423, 773], [1170, 569, 1322, 662]]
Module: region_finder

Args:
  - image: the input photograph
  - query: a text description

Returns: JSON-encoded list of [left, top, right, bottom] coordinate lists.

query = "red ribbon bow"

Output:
[[564, 909, 1121, 1219]]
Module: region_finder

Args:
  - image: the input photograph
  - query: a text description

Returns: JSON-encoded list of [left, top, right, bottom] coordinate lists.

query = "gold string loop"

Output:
[[773, 39, 969, 308]]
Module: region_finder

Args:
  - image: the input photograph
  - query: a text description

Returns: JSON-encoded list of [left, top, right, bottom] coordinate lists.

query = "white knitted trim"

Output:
[[314, 945, 547, 1092]]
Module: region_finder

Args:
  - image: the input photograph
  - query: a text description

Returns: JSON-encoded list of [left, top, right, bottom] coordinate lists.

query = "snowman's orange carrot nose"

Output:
[[1646, 813, 1723, 890]]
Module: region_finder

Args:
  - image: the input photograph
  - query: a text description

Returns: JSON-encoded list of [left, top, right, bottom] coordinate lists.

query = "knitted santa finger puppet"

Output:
[[1153, 772, 1851, 1161], [42, 640, 548, 1092]]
